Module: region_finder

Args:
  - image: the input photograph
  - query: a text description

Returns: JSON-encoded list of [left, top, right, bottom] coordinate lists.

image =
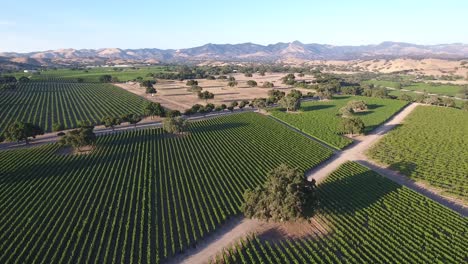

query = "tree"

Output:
[[347, 100, 368, 112], [463, 101, 468, 111], [288, 89, 303, 100], [244, 72, 253, 77], [59, 126, 96, 152], [442, 97, 455, 108], [372, 87, 388, 98], [262, 81, 274, 88], [279, 96, 300, 112], [227, 106, 234, 112], [101, 116, 121, 131], [241, 164, 317, 222], [143, 102, 165, 118], [239, 100, 249, 109], [317, 89, 333, 100], [398, 93, 414, 102], [187, 85, 202, 93], [246, 80, 257, 87], [268, 89, 285, 103], [227, 81, 238, 87], [111, 76, 120, 83], [121, 113, 142, 127], [166, 110, 181, 117], [52, 122, 65, 132], [99, 75, 112, 83], [339, 106, 353, 117], [252, 98, 267, 109], [396, 82, 403, 90], [163, 116, 188, 134], [281, 73, 296, 85], [186, 80, 198, 86], [230, 101, 239, 108], [4, 121, 44, 144], [228, 76, 236, 82], [341, 117, 365, 136], [18, 76, 30, 83], [198, 91, 214, 102], [424, 95, 441, 105]]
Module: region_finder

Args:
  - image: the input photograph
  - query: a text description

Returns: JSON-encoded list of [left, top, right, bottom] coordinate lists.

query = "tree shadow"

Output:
[[367, 104, 384, 110], [389, 160, 418, 176], [316, 169, 401, 215], [189, 122, 248, 133], [301, 104, 335, 112]]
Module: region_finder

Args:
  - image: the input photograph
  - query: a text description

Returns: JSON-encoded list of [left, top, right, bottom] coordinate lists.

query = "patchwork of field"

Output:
[[11, 66, 171, 83], [0, 82, 147, 133], [0, 113, 333, 264], [368, 106, 468, 199], [367, 80, 463, 97], [270, 96, 408, 149], [117, 73, 313, 111], [213, 162, 468, 264]]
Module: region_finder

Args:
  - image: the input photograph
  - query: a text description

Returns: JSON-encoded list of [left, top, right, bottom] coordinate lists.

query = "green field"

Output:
[[368, 106, 468, 199], [0, 113, 333, 263], [0, 82, 147, 133], [367, 80, 463, 97], [8, 66, 171, 83], [270, 96, 408, 149], [214, 162, 468, 264]]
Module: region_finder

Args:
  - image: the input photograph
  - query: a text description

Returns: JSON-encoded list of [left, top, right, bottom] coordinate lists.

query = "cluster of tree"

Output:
[[281, 73, 296, 85], [0, 75, 18, 90], [140, 80, 157, 94], [197, 91, 214, 102], [339, 100, 368, 117], [341, 117, 365, 137], [162, 116, 188, 134], [187, 85, 203, 93], [186, 80, 198, 86], [99, 75, 120, 83], [2, 121, 44, 144], [143, 102, 166, 118], [278, 89, 303, 112], [59, 121, 96, 152], [242, 164, 317, 221], [184, 100, 251, 115]]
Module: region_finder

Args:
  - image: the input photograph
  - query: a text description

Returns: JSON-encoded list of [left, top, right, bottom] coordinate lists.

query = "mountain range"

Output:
[[1, 41, 468, 68]]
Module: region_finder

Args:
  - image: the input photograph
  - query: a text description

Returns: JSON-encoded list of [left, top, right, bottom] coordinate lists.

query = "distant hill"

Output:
[[1, 41, 468, 68]]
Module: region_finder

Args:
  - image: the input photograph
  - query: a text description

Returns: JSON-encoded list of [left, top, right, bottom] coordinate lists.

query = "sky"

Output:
[[1, 0, 467, 52]]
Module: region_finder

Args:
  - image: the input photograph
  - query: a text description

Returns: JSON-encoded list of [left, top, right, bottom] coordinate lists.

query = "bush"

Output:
[[246, 80, 257, 87]]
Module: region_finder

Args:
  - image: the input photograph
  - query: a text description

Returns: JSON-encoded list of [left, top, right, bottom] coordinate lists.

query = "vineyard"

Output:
[[368, 106, 468, 199], [213, 162, 468, 264], [0, 82, 147, 133], [0, 112, 333, 264], [9, 66, 172, 83], [365, 80, 463, 97], [270, 96, 407, 149]]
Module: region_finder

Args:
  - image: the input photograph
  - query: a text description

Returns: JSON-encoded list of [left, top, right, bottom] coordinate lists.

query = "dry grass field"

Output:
[[116, 73, 313, 111]]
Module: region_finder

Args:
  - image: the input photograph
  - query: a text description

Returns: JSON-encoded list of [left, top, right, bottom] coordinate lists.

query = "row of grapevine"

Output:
[[271, 96, 408, 149], [0, 82, 147, 133], [368, 106, 468, 199], [213, 162, 467, 264], [0, 112, 333, 263]]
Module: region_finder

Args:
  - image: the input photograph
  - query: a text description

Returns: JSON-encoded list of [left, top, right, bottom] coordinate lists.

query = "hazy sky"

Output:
[[1, 0, 466, 52]]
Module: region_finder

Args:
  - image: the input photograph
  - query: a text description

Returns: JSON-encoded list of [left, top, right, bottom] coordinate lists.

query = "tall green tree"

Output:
[[143, 102, 165, 118], [163, 117, 188, 134], [279, 96, 301, 112], [101, 116, 121, 131], [242, 164, 317, 221], [4, 121, 44, 144], [341, 117, 365, 136], [59, 127, 96, 152]]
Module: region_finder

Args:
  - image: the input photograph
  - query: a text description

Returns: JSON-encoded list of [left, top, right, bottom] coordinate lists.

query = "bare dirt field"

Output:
[[116, 73, 313, 111]]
